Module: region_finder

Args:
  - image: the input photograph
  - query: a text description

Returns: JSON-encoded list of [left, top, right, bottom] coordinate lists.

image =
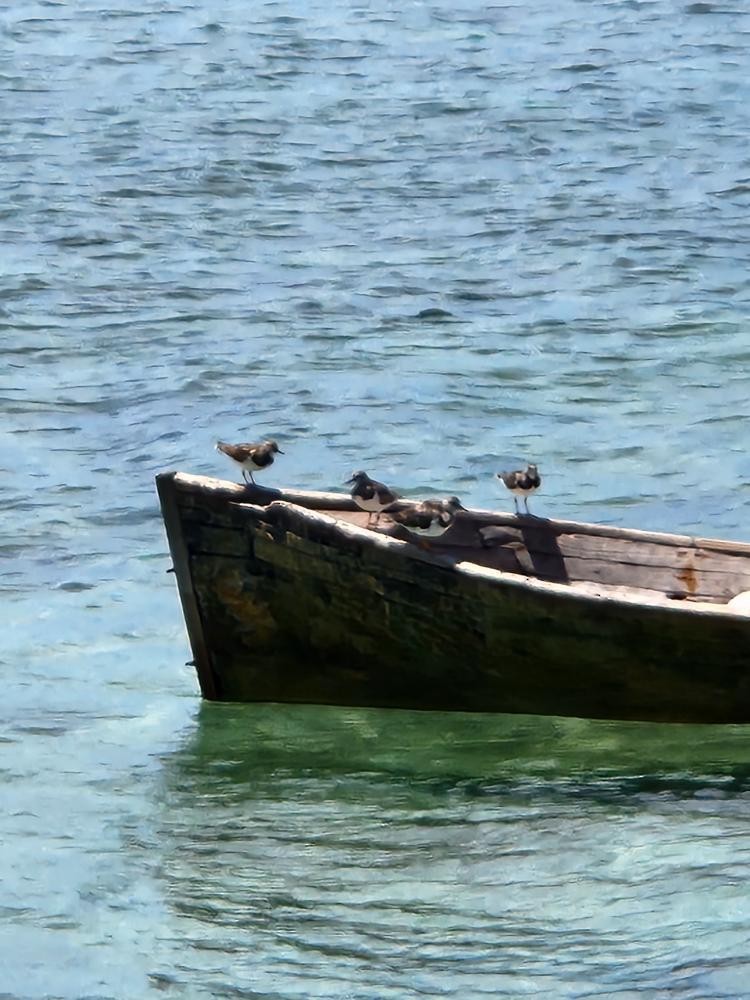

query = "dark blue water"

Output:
[[3, 1, 750, 996]]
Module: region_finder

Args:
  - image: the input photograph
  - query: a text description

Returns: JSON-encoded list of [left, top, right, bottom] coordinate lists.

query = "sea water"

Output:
[[3, 1, 750, 996]]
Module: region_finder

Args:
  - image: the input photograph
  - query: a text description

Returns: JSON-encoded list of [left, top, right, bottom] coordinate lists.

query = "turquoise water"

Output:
[[4, 0, 750, 995]]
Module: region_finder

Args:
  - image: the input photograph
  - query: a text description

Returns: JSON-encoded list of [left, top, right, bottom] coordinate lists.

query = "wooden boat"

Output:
[[156, 471, 750, 724]]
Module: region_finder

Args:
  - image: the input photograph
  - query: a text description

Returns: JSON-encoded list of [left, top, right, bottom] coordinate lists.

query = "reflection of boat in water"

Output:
[[172, 702, 750, 789], [157, 471, 750, 725]]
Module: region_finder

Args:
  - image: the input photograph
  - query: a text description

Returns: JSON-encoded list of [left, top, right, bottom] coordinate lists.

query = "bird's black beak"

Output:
[[277, 449, 284, 454]]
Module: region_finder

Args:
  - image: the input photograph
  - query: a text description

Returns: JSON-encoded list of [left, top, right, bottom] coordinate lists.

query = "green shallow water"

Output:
[[181, 704, 750, 787], [5, 0, 750, 994], [158, 707, 750, 997]]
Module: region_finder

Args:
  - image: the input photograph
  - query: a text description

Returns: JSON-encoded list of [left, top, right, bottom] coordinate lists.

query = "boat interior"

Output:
[[322, 507, 750, 610]]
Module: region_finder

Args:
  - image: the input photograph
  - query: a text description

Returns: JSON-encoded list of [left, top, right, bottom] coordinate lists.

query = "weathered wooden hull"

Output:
[[157, 472, 750, 724]]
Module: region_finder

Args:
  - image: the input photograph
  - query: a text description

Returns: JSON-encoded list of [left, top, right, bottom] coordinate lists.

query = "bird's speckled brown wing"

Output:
[[217, 441, 256, 462]]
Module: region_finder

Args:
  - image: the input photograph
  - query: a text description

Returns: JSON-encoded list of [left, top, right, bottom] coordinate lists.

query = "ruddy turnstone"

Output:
[[216, 439, 282, 484], [346, 471, 399, 526], [497, 463, 540, 514], [391, 496, 465, 541]]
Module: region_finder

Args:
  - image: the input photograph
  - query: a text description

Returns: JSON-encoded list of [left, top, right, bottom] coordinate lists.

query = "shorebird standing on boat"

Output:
[[216, 439, 283, 484], [391, 496, 465, 542], [346, 471, 399, 526], [497, 464, 541, 515]]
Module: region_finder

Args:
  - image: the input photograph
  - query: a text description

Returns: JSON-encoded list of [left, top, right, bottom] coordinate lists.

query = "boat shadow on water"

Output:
[[163, 701, 750, 805]]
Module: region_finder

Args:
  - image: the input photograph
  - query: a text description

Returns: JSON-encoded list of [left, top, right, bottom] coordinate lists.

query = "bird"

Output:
[[346, 471, 399, 526], [390, 496, 465, 542], [215, 439, 283, 484], [496, 464, 541, 515]]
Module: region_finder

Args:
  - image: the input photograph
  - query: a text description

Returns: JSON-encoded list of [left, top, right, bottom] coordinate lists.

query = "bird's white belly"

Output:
[[510, 486, 537, 497], [412, 521, 449, 538], [354, 496, 386, 513]]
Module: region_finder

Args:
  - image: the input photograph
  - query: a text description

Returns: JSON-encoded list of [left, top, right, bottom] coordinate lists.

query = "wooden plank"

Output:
[[554, 557, 718, 602], [172, 471, 359, 511], [480, 523, 750, 575], [548, 532, 750, 579], [181, 519, 251, 558], [156, 472, 221, 699]]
